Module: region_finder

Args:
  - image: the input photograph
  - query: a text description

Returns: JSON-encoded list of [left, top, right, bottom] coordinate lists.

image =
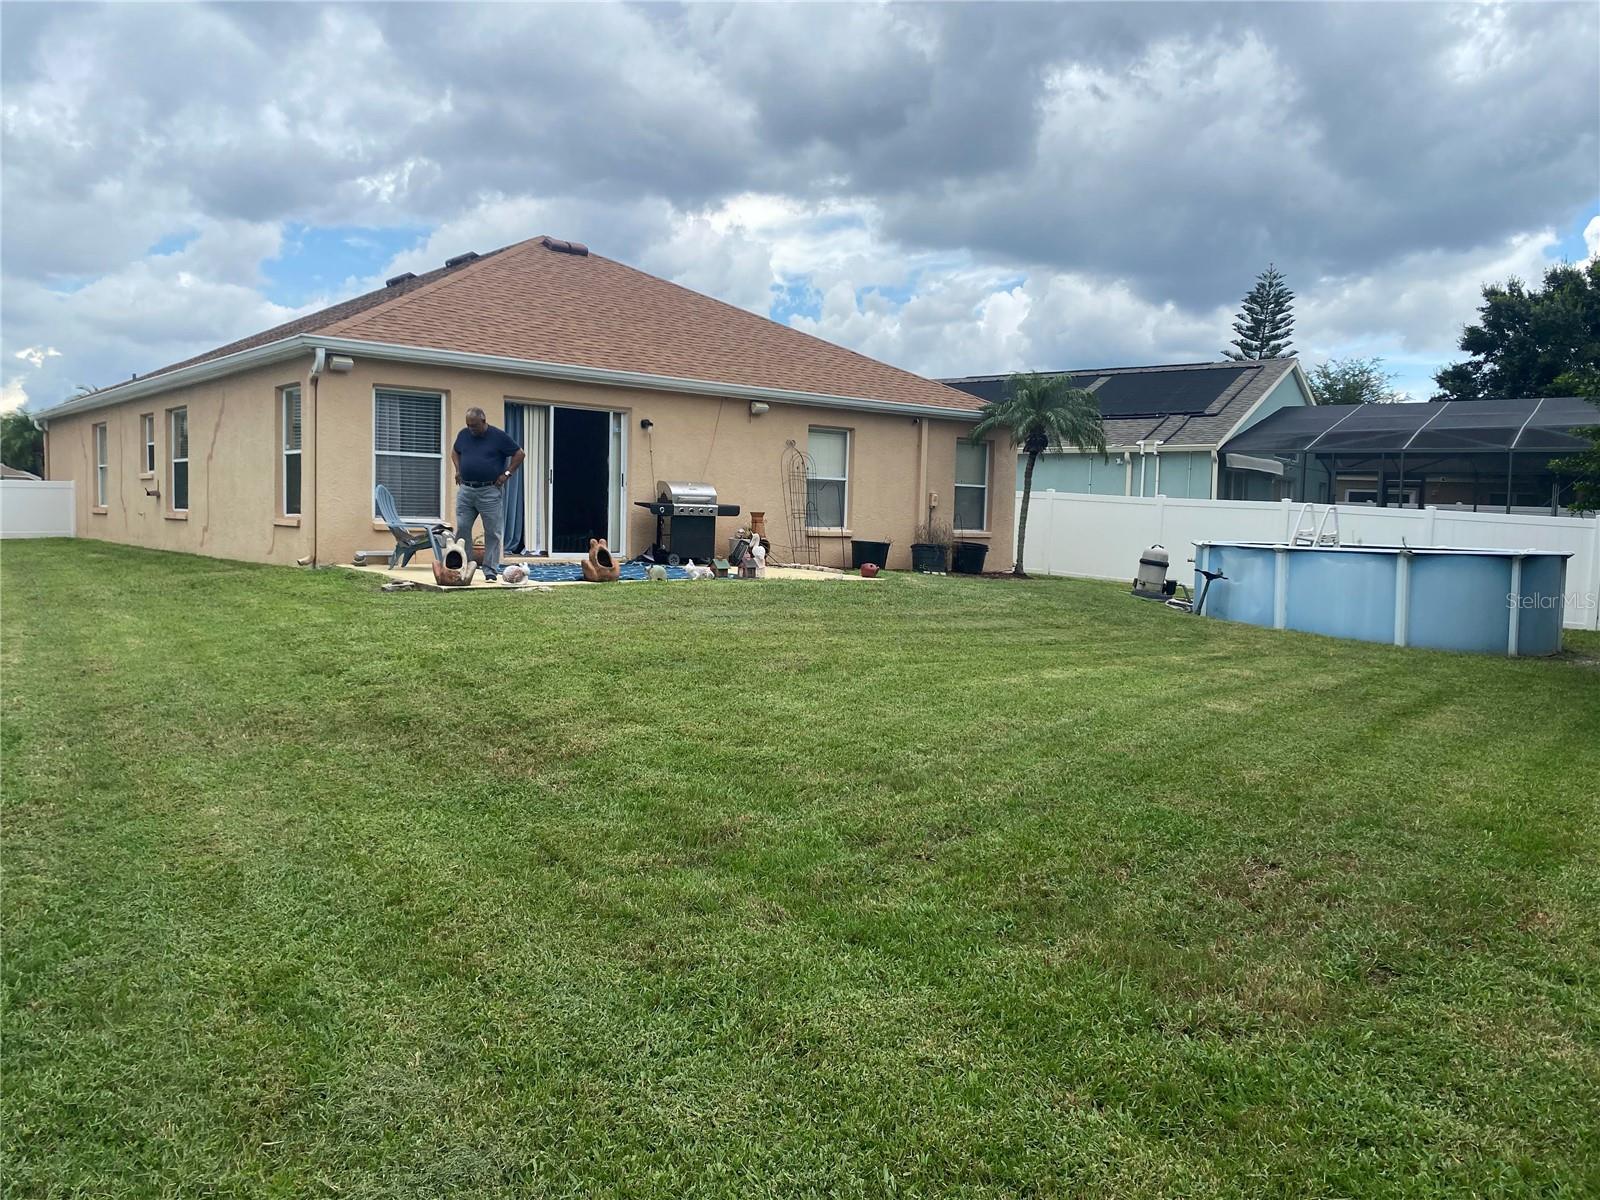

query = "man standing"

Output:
[[452, 406, 525, 581]]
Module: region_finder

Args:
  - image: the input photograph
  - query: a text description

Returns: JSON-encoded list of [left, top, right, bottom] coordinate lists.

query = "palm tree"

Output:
[[970, 372, 1105, 577]]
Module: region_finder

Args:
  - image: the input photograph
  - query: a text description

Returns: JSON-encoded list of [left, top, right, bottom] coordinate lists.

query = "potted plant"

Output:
[[910, 519, 953, 573]]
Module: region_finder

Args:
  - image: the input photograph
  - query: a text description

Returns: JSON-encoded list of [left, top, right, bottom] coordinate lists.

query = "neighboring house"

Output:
[[36, 237, 1010, 570], [1, 464, 42, 481], [942, 358, 1316, 501], [1218, 395, 1596, 513]]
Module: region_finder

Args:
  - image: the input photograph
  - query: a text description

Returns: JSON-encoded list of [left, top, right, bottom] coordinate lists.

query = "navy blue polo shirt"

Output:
[[454, 425, 520, 484]]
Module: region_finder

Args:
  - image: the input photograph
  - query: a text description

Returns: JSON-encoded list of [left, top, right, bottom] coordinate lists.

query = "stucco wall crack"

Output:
[[201, 393, 228, 547]]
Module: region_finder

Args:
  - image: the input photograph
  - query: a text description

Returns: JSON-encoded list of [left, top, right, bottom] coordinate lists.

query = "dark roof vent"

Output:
[[538, 236, 589, 257], [384, 271, 418, 288], [443, 251, 480, 269]]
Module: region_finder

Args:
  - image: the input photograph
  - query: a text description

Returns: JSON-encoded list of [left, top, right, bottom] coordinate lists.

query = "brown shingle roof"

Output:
[[153, 236, 982, 413]]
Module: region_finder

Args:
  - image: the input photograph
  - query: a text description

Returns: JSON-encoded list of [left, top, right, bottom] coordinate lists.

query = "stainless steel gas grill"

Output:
[[636, 480, 740, 564]]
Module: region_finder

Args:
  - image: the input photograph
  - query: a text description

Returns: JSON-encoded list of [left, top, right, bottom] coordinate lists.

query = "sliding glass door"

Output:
[[505, 402, 625, 557]]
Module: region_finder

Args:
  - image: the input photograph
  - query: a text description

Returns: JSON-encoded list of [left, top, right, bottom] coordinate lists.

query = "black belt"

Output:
[[460, 479, 500, 487]]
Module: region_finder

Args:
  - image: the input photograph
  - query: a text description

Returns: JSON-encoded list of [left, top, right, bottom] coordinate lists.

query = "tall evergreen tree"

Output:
[[1223, 264, 1295, 360]]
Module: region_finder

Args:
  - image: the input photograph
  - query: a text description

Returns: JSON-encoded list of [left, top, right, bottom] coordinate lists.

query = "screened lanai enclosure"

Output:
[[1218, 397, 1597, 514]]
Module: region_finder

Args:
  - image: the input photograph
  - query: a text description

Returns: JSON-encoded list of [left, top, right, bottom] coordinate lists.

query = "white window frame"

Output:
[[280, 385, 302, 517], [93, 422, 108, 508], [372, 387, 446, 522], [168, 407, 189, 513], [806, 426, 850, 531], [140, 413, 155, 476], [954, 440, 990, 532]]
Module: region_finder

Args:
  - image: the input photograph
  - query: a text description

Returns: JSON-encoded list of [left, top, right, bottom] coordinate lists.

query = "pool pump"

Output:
[[1132, 544, 1177, 600]]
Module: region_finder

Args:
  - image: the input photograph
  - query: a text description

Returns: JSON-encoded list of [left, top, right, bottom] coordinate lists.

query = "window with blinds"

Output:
[[280, 385, 302, 516], [374, 388, 444, 519]]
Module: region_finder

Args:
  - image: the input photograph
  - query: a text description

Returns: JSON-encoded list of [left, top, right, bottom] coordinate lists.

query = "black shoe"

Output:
[[482, 567, 498, 582]]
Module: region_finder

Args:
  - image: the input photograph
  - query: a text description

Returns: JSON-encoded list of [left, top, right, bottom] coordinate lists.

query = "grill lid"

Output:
[[657, 480, 717, 506]]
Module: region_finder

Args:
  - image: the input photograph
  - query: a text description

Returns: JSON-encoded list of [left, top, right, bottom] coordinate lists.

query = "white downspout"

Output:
[[304, 347, 326, 567]]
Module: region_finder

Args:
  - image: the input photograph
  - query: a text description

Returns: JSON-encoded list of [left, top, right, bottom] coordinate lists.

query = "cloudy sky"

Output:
[[3, 2, 1597, 414]]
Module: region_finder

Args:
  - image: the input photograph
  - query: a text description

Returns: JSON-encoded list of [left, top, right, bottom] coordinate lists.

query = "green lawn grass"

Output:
[[4, 539, 1598, 1198]]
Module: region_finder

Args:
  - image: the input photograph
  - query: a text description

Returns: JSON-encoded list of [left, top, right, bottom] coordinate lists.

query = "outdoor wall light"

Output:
[[749, 401, 770, 416], [640, 418, 654, 431]]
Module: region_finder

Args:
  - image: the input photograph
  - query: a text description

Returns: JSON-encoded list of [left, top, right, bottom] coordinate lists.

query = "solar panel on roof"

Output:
[[1086, 366, 1254, 416]]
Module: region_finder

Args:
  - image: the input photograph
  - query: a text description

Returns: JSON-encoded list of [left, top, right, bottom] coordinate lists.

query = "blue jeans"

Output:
[[455, 483, 504, 572]]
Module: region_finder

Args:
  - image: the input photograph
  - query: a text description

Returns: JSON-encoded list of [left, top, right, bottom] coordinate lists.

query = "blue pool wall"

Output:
[[1195, 543, 1568, 656]]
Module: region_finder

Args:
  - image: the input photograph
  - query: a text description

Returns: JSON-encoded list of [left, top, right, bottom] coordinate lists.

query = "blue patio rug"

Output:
[[507, 562, 691, 583]]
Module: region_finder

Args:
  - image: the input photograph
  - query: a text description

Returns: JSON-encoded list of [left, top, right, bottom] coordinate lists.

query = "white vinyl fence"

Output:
[[0, 479, 76, 539], [1018, 491, 1600, 631]]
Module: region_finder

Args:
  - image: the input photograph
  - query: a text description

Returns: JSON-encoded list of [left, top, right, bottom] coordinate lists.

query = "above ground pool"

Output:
[[1194, 541, 1570, 656]]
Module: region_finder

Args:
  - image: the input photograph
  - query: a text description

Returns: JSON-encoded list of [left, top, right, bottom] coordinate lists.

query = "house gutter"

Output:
[[35, 333, 984, 425]]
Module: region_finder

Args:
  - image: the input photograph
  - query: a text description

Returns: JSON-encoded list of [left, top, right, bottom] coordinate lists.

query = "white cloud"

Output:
[[1, 378, 31, 414], [13, 346, 61, 369], [2, 2, 1595, 413], [2, 219, 314, 410]]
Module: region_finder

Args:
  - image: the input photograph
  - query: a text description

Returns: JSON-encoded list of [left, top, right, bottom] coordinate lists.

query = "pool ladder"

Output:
[[1291, 504, 1341, 547]]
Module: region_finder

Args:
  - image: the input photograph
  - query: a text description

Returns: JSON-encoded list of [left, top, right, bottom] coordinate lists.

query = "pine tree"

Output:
[[1224, 264, 1295, 360]]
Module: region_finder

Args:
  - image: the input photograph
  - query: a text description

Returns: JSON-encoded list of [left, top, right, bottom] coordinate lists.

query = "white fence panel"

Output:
[[0, 479, 76, 539], [1019, 491, 1600, 631]]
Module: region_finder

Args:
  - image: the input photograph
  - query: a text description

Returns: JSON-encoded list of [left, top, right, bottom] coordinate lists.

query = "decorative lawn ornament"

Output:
[[500, 564, 529, 585], [431, 532, 479, 586]]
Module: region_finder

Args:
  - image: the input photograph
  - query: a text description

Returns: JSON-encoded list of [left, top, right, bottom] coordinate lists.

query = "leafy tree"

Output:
[[1549, 367, 1600, 513], [1, 410, 44, 476], [1308, 356, 1403, 405], [970, 372, 1105, 578], [1433, 260, 1600, 401], [1223, 264, 1295, 360]]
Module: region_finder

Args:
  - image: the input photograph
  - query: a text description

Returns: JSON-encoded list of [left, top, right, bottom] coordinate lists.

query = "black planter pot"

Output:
[[850, 539, 892, 570], [951, 540, 990, 574], [910, 543, 949, 573]]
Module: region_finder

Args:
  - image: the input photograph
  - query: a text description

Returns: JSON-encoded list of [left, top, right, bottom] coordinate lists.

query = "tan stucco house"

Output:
[[38, 236, 1012, 571]]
